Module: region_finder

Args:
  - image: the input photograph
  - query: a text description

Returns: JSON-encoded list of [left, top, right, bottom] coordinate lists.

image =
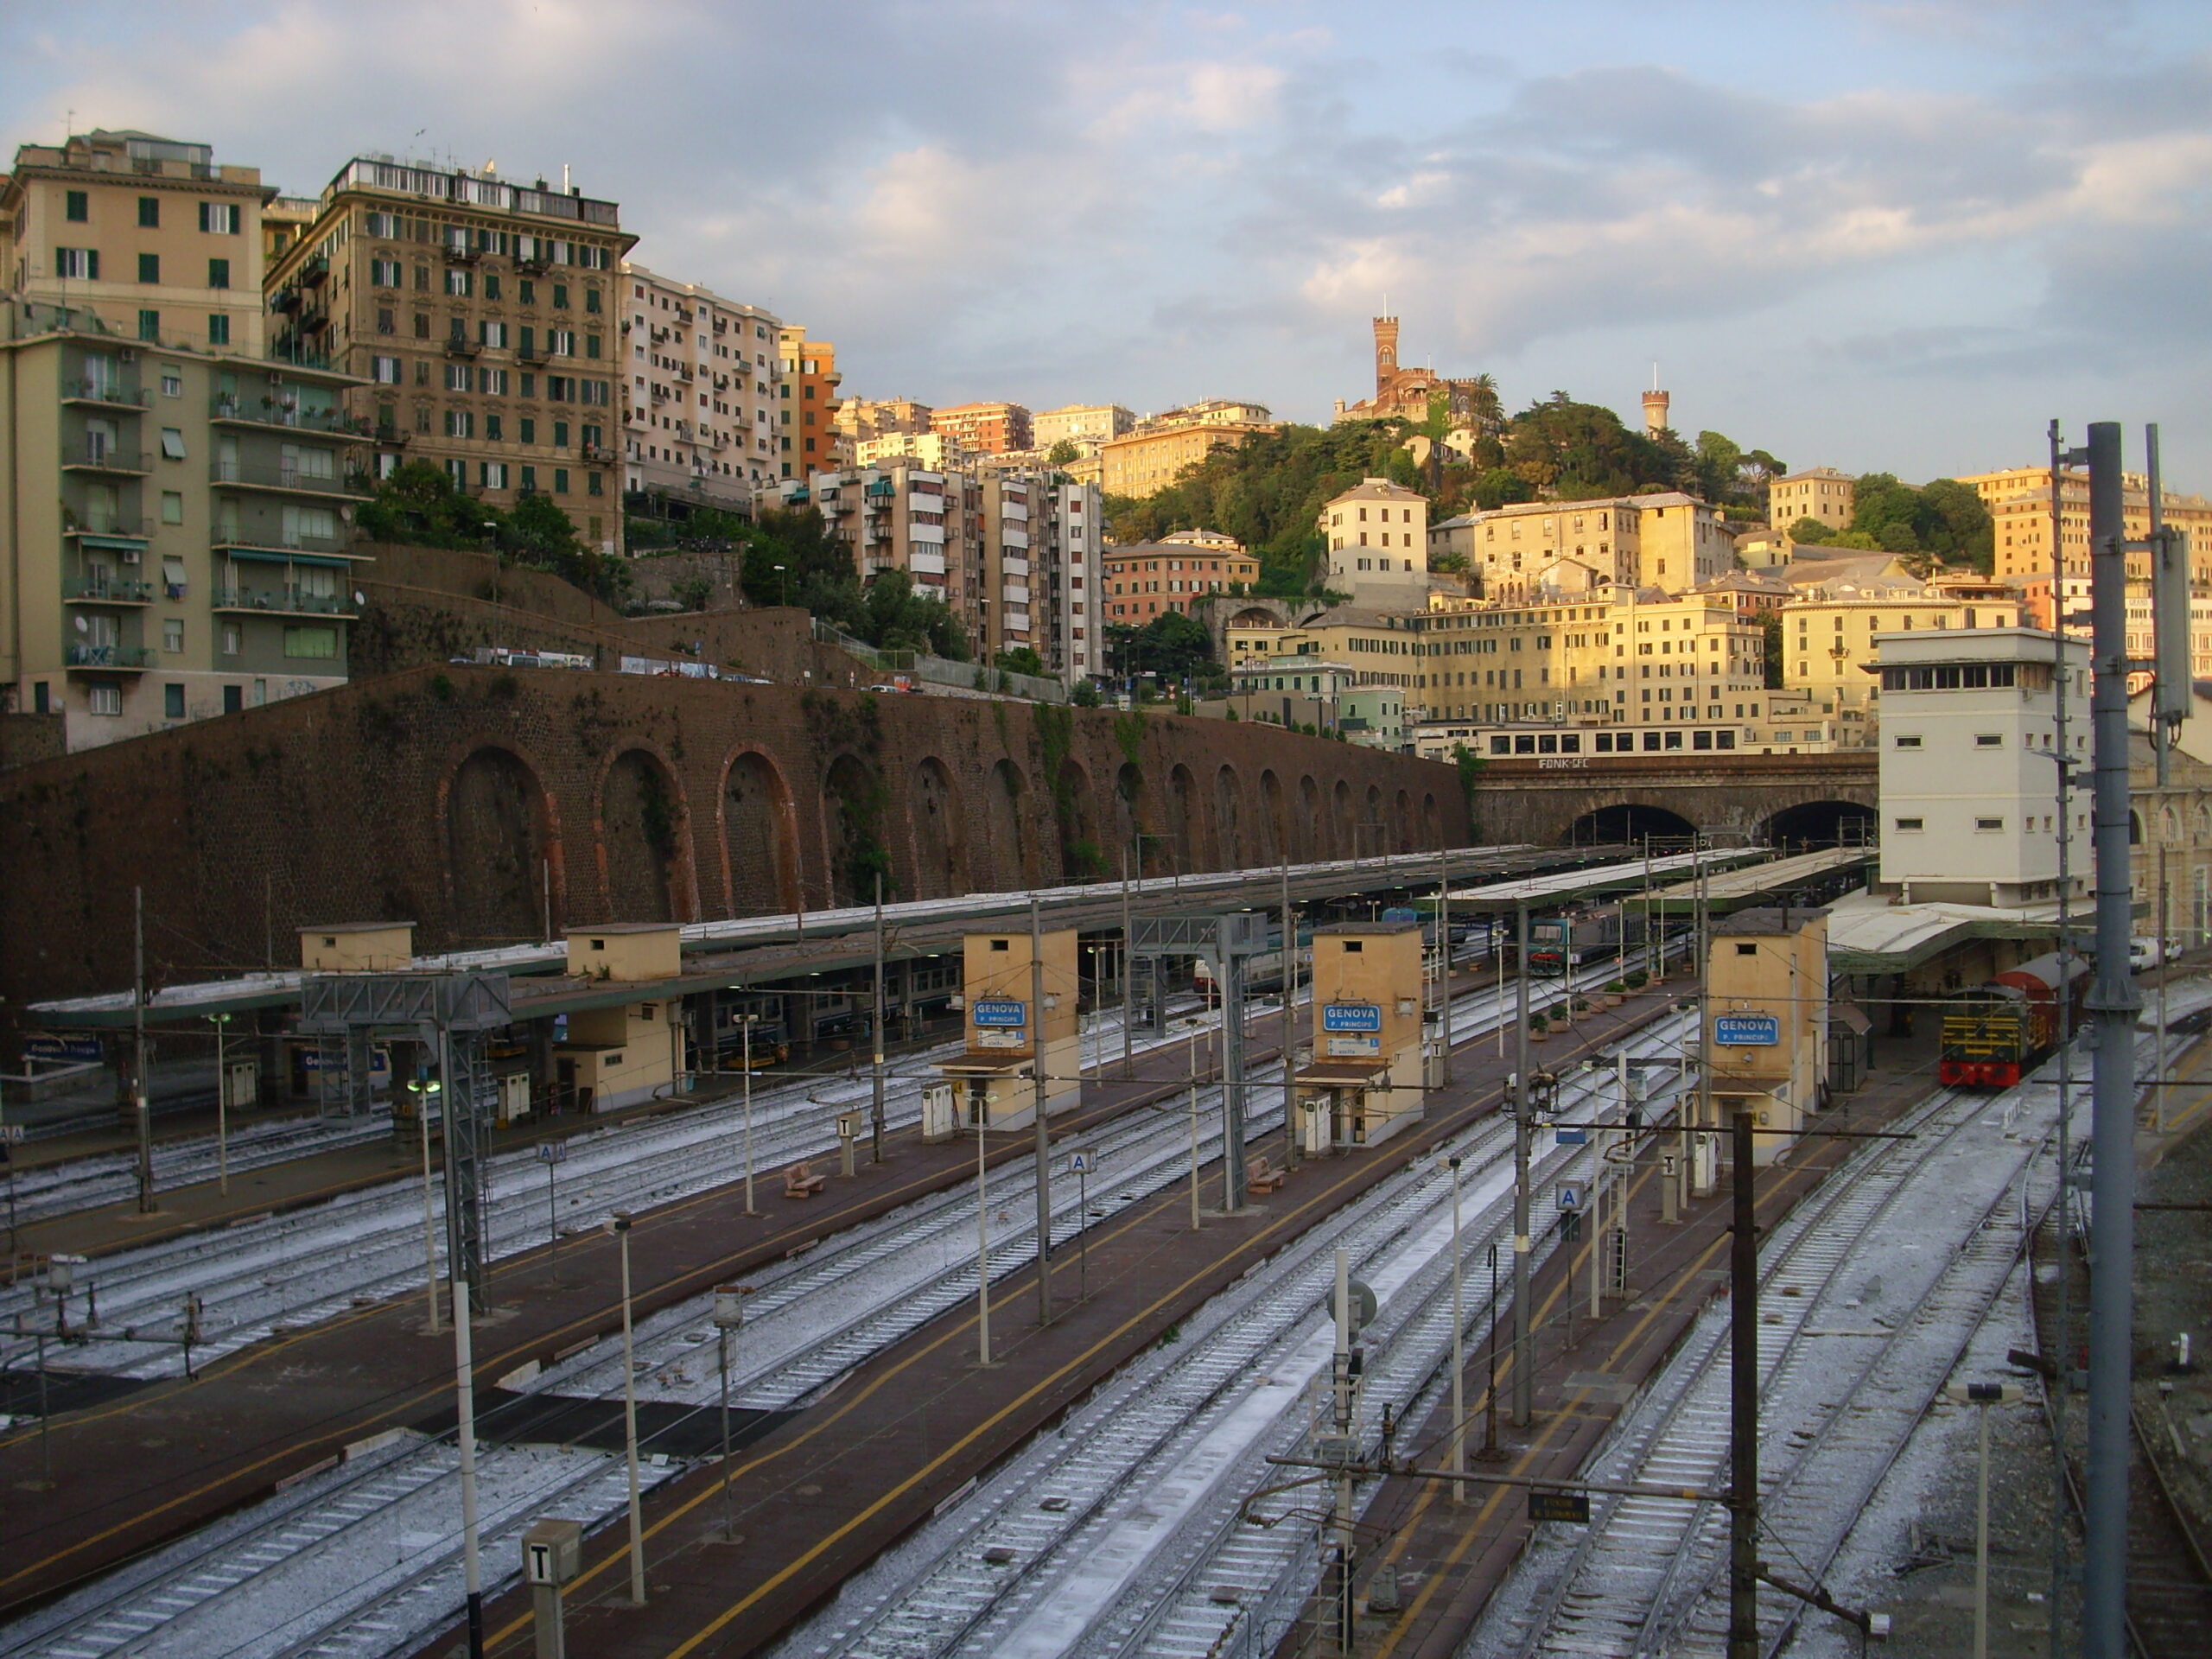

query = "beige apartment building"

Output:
[[1778, 580, 2022, 735], [4, 130, 276, 358], [1324, 478, 1430, 609], [980, 472, 1105, 678], [1964, 464, 2212, 582], [837, 396, 932, 448], [1033, 403, 1134, 449], [0, 308, 368, 746], [1100, 408, 1277, 497], [1430, 492, 1734, 599], [779, 325, 843, 474], [1766, 467, 1856, 537], [855, 429, 971, 471], [620, 264, 781, 510], [263, 156, 632, 554]]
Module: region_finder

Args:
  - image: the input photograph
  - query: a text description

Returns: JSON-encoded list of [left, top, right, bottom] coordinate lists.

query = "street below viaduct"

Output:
[[1470, 751, 1878, 847]]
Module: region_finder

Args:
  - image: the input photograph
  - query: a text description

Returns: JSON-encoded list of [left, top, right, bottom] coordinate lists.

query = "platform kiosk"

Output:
[[554, 924, 685, 1114], [1706, 905, 1828, 1167], [933, 927, 1080, 1133], [293, 924, 416, 1111], [1294, 919, 1427, 1154], [299, 922, 416, 972]]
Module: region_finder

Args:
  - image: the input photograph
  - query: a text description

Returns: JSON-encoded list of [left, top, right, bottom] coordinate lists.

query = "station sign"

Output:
[[1321, 1002, 1382, 1033], [971, 999, 1027, 1027], [1555, 1180, 1584, 1212], [1554, 1126, 1587, 1146], [24, 1035, 101, 1065], [1714, 1013, 1781, 1047], [1068, 1149, 1096, 1175]]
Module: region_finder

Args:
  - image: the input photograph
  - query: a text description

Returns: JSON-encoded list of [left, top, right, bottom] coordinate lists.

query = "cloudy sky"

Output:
[[8, 0, 2210, 487]]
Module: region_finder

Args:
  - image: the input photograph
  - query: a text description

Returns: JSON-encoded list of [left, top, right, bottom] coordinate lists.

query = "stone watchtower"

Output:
[[1374, 315, 1400, 397], [1643, 383, 1672, 435]]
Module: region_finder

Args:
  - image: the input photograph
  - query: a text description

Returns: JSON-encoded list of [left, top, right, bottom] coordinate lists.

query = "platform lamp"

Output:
[[404, 1067, 442, 1334], [603, 1210, 647, 1605], [205, 1010, 232, 1196]]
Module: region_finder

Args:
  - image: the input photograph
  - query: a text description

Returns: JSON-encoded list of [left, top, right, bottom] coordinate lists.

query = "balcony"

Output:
[[517, 340, 550, 365], [674, 364, 694, 382], [516, 251, 550, 275], [297, 253, 329, 287], [212, 587, 359, 618], [373, 425, 409, 448], [62, 444, 152, 475], [442, 242, 481, 265], [209, 458, 372, 499], [443, 334, 480, 359], [64, 517, 148, 542], [65, 644, 156, 671], [582, 442, 615, 464], [210, 397, 372, 441], [61, 379, 149, 410], [64, 576, 155, 605]]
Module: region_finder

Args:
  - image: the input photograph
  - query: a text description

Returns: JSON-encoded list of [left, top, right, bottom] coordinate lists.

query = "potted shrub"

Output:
[[1573, 996, 1591, 1016], [1529, 1013, 1550, 1042], [1603, 980, 1627, 1007], [1625, 969, 1649, 991]]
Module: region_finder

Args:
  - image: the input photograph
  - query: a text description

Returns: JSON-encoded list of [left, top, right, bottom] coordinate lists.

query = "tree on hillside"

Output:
[[1833, 474, 1995, 570], [1046, 439, 1081, 466], [355, 461, 629, 605], [1105, 612, 1213, 684]]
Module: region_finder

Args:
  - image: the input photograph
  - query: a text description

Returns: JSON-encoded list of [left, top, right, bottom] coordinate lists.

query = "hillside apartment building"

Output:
[[620, 264, 782, 512], [263, 156, 634, 556]]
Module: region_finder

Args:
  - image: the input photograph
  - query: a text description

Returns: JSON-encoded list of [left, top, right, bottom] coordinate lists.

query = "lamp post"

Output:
[[407, 1065, 443, 1334], [207, 1011, 232, 1196], [772, 563, 788, 608], [740, 1014, 759, 1216], [1444, 1153, 1466, 1503], [604, 1211, 646, 1605], [452, 1273, 486, 1659], [1946, 1381, 2024, 1659], [714, 1283, 751, 1542]]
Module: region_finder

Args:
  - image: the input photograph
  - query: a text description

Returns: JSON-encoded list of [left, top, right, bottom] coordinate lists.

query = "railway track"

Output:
[[0, 963, 1649, 1659], [2028, 1179, 2212, 1658], [767, 1014, 1697, 1659], [1463, 1057, 2069, 1658]]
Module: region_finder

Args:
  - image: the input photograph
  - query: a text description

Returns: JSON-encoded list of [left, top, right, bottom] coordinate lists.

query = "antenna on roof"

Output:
[[1651, 361, 1660, 392]]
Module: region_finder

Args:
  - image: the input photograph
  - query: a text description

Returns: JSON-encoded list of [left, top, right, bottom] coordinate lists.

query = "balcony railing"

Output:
[[582, 442, 616, 464], [65, 517, 148, 540], [209, 458, 369, 498], [210, 397, 369, 437], [63, 445, 152, 474], [212, 587, 359, 617], [64, 577, 155, 604], [214, 530, 353, 556], [65, 644, 156, 670], [297, 253, 329, 287], [61, 379, 149, 409], [443, 335, 480, 358]]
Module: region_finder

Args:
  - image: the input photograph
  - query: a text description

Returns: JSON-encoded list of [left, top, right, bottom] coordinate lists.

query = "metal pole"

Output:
[[134, 885, 153, 1213], [2157, 846, 2170, 1133], [419, 1063, 441, 1335], [615, 1216, 646, 1605], [871, 873, 887, 1164], [1450, 1154, 1465, 1503], [2047, 416, 2077, 1659], [1976, 1400, 1991, 1659], [1030, 896, 1052, 1328], [2082, 419, 2139, 1659], [719, 1325, 734, 1539], [453, 1274, 485, 1659], [1333, 1247, 1355, 1654], [741, 1016, 757, 1216], [1438, 847, 1452, 1085], [214, 1015, 229, 1196], [1188, 1020, 1202, 1232], [976, 1091, 992, 1366], [1122, 844, 1135, 1079], [1283, 854, 1300, 1171], [1077, 1158, 1088, 1301], [1513, 900, 1532, 1427], [1728, 1105, 1758, 1659], [1218, 929, 1249, 1216], [1479, 1239, 1501, 1459]]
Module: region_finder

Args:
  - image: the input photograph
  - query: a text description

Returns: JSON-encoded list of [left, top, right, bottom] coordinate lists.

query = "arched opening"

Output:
[[447, 747, 551, 945], [1170, 764, 1202, 874], [2129, 809, 2144, 847], [601, 748, 688, 922], [1562, 803, 1699, 848], [1363, 784, 1385, 857], [1298, 774, 1322, 862], [1421, 792, 1440, 849], [909, 756, 965, 898], [721, 749, 797, 915], [1116, 762, 1152, 875], [1761, 798, 1876, 852], [1332, 779, 1355, 855], [824, 753, 891, 906], [1057, 758, 1101, 880], [1229, 606, 1279, 630], [1394, 789, 1414, 854], [1213, 764, 1243, 871], [988, 759, 1030, 888], [1257, 770, 1286, 867]]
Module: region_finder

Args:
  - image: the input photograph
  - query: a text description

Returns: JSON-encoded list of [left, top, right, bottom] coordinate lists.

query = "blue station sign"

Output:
[[971, 999, 1028, 1027], [1714, 1013, 1781, 1046], [1322, 1002, 1383, 1033]]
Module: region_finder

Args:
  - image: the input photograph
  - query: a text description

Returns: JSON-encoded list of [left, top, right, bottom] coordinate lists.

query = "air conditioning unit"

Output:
[[118, 347, 137, 363]]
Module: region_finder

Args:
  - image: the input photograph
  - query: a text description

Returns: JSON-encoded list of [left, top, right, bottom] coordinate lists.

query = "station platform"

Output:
[[392, 986, 1695, 1659]]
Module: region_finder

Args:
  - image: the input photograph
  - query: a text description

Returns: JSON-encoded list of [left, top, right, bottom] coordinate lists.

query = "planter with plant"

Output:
[[1603, 980, 1626, 1006]]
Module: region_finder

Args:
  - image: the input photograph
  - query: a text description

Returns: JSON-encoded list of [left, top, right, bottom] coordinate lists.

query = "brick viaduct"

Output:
[[0, 665, 1470, 1007], [1469, 753, 1879, 847]]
